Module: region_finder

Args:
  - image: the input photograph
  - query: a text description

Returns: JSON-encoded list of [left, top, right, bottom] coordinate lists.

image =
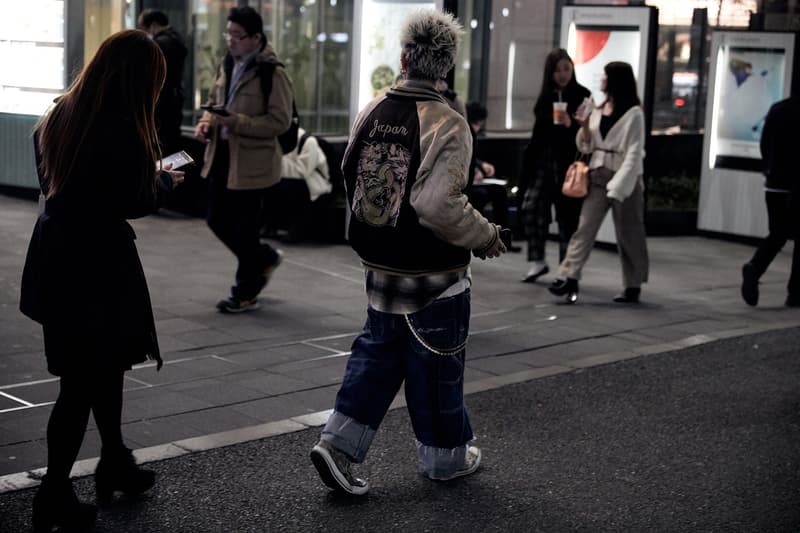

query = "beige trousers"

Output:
[[558, 168, 649, 288]]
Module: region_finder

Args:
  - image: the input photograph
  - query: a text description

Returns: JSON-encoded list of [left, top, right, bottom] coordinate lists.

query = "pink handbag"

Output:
[[562, 158, 589, 198]]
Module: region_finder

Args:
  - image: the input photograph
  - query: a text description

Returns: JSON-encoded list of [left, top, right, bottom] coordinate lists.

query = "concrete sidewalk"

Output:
[[0, 326, 797, 532], [1, 191, 799, 491]]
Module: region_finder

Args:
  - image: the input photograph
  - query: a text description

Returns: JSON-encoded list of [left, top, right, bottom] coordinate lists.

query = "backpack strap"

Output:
[[257, 61, 284, 107], [297, 132, 311, 154]]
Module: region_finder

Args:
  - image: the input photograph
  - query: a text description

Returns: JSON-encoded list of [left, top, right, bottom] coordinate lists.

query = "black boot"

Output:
[[32, 475, 97, 532], [548, 278, 579, 303], [95, 447, 156, 506], [613, 287, 641, 303]]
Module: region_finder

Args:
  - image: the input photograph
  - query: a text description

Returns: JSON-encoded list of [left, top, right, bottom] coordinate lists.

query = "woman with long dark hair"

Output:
[[20, 30, 183, 531], [521, 48, 591, 282], [549, 61, 649, 303]]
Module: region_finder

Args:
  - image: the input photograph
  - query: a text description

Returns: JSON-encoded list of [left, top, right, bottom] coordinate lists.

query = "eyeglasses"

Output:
[[223, 31, 250, 41]]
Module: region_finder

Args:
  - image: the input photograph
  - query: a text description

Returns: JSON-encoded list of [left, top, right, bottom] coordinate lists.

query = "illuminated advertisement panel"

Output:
[[561, 6, 656, 107], [707, 33, 792, 172], [571, 26, 641, 105], [0, 1, 65, 115], [350, 0, 439, 124]]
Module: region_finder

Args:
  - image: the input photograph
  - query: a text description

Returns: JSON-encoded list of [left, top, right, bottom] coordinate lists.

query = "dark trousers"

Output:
[[748, 191, 799, 297], [45, 370, 125, 481], [206, 142, 280, 300], [522, 164, 583, 262], [263, 178, 313, 242]]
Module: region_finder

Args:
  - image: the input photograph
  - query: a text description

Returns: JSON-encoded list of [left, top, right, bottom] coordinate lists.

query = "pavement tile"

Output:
[[0, 441, 47, 475], [154, 317, 210, 335], [122, 391, 216, 423], [219, 370, 316, 396], [230, 385, 339, 422], [164, 377, 267, 405], [219, 342, 336, 369], [126, 355, 241, 386], [2, 380, 59, 406], [121, 418, 204, 449], [467, 354, 539, 376], [154, 408, 262, 435]]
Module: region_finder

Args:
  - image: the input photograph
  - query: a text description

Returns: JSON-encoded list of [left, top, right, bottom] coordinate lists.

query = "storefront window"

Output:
[[647, 0, 756, 133], [145, 0, 354, 135], [0, 1, 66, 115], [264, 0, 354, 134]]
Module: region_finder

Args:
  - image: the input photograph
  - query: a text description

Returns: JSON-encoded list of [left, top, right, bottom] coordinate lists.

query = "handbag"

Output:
[[562, 153, 590, 198]]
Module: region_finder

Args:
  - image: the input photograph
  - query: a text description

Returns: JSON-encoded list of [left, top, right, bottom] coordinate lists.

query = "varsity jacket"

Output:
[[343, 80, 498, 275]]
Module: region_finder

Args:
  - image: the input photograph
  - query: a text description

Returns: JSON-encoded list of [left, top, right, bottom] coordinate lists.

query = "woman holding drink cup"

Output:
[[520, 48, 591, 282], [549, 61, 649, 304]]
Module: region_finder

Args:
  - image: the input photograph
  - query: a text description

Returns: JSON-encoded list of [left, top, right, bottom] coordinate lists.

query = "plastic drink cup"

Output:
[[553, 102, 568, 124]]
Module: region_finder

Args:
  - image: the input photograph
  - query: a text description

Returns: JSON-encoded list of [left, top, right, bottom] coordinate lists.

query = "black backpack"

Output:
[[258, 61, 299, 154]]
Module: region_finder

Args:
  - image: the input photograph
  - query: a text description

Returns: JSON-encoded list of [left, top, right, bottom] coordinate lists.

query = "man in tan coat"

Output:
[[195, 6, 293, 313]]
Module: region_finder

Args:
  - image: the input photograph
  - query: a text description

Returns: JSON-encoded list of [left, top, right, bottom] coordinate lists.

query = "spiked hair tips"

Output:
[[400, 10, 462, 81]]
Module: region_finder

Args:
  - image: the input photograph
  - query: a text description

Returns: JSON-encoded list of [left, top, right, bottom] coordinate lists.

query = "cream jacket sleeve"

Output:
[[410, 102, 497, 253], [606, 107, 645, 201]]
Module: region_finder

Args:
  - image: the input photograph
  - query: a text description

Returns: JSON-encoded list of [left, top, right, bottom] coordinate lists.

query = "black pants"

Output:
[[522, 163, 583, 263], [206, 142, 280, 300], [46, 370, 125, 482], [748, 191, 799, 298], [263, 178, 313, 242]]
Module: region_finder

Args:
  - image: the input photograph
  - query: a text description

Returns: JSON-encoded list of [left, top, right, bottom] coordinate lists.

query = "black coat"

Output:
[[522, 82, 591, 191], [20, 117, 171, 376], [760, 96, 799, 194]]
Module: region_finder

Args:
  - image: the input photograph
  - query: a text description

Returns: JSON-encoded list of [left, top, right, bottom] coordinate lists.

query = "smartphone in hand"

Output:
[[157, 150, 194, 171], [200, 105, 231, 117], [500, 228, 513, 250]]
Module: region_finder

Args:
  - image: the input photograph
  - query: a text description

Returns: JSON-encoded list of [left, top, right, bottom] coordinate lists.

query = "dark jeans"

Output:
[[322, 291, 473, 477], [45, 369, 125, 481], [206, 141, 280, 300], [748, 191, 799, 297]]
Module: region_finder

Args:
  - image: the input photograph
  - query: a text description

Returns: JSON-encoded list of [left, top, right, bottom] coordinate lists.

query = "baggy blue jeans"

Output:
[[321, 290, 473, 479]]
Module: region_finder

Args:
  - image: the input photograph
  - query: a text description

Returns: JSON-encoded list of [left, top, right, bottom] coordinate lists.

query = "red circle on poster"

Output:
[[574, 31, 610, 65]]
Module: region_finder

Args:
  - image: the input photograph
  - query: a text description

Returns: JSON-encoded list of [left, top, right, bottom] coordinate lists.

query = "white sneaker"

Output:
[[431, 446, 482, 481], [310, 440, 369, 495]]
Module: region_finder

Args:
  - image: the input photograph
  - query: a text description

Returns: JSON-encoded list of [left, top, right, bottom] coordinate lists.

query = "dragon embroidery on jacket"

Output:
[[352, 141, 411, 227]]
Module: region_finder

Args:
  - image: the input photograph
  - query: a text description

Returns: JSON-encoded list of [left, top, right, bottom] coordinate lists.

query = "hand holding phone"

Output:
[[200, 105, 230, 117], [157, 150, 194, 171]]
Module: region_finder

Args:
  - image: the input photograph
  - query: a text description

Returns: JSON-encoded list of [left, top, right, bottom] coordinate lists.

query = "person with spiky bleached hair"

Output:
[[310, 9, 506, 495]]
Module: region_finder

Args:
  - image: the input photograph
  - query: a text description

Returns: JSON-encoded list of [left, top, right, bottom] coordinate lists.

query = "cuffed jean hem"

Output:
[[416, 440, 469, 479], [320, 410, 376, 463]]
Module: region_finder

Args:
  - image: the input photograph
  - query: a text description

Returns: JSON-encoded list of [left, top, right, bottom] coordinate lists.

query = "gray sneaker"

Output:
[[430, 445, 482, 481], [310, 440, 369, 495]]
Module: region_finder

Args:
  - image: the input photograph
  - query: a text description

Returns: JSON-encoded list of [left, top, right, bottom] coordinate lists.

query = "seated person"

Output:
[[466, 102, 520, 252], [263, 128, 332, 242]]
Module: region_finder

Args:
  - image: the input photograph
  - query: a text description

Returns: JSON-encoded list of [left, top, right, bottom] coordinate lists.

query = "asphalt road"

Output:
[[1, 327, 798, 532]]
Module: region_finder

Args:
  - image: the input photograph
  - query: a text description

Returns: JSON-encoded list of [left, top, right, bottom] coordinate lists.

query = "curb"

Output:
[[2, 319, 798, 494]]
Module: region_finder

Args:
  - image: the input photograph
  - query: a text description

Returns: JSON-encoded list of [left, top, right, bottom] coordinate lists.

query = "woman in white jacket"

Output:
[[549, 62, 649, 303]]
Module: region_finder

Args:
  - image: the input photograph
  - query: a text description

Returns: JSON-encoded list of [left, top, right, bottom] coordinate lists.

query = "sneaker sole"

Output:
[[216, 301, 260, 314], [310, 445, 368, 496]]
